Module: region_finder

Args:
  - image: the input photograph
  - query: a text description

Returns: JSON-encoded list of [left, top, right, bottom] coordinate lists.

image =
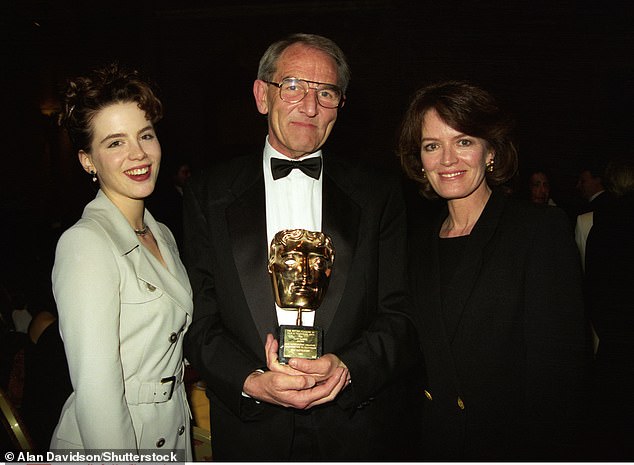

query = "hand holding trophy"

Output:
[[268, 229, 335, 364]]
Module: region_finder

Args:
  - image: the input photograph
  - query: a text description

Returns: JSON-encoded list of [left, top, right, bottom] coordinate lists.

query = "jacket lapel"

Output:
[[443, 191, 504, 342], [424, 213, 455, 350], [316, 160, 360, 334], [411, 193, 506, 397], [82, 191, 193, 317], [225, 160, 278, 345], [415, 211, 467, 397], [138, 210, 193, 317], [223, 155, 361, 342]]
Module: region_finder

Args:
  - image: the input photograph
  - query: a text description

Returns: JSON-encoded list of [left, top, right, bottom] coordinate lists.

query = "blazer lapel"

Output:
[[426, 214, 455, 348], [443, 191, 504, 342], [225, 162, 277, 345], [82, 191, 193, 317], [416, 216, 467, 397], [315, 161, 360, 334], [128, 244, 193, 318], [139, 210, 193, 317]]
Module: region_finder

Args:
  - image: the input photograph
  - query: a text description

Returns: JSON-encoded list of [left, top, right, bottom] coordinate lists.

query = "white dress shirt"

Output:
[[263, 138, 322, 326]]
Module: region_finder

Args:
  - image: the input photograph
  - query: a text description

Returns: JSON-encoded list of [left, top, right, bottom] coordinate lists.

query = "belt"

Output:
[[126, 364, 184, 405]]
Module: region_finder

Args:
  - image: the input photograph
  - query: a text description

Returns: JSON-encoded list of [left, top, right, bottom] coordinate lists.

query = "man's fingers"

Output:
[[304, 367, 348, 409], [288, 353, 341, 378], [265, 334, 303, 375]]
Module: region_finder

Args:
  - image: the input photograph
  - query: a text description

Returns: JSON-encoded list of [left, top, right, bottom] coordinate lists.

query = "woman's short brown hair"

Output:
[[59, 63, 163, 154], [398, 80, 518, 198]]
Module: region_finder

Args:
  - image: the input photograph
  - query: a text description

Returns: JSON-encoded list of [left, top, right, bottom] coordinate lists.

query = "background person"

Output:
[[398, 80, 588, 460], [527, 168, 557, 205], [576, 164, 611, 214], [584, 156, 634, 460], [50, 64, 193, 458], [19, 286, 72, 453], [574, 162, 613, 271]]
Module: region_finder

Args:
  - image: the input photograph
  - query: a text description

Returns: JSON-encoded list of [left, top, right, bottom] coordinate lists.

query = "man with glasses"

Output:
[[183, 33, 420, 461]]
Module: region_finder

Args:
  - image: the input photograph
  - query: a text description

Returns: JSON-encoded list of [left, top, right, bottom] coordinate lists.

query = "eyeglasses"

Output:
[[264, 77, 344, 109]]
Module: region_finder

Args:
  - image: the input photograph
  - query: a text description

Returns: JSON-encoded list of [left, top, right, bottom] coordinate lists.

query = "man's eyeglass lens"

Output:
[[272, 78, 342, 108]]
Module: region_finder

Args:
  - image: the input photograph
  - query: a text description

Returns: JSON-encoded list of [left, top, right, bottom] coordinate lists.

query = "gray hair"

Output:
[[257, 33, 351, 93]]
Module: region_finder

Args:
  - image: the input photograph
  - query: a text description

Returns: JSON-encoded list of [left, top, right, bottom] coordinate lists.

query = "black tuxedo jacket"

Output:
[[586, 191, 634, 358], [183, 153, 420, 461], [407, 191, 589, 460], [579, 190, 614, 215]]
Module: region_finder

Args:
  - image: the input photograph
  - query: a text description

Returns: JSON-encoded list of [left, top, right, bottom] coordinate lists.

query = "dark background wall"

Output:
[[1, 0, 632, 291]]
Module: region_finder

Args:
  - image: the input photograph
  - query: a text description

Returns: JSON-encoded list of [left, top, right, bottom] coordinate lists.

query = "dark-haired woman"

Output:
[[398, 81, 588, 460], [50, 64, 192, 458]]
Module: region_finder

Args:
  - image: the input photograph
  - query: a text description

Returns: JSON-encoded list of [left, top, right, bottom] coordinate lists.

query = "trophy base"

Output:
[[278, 325, 323, 364]]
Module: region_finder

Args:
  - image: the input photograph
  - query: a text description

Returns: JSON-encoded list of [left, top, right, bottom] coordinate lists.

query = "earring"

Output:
[[486, 159, 494, 173], [90, 170, 97, 182], [421, 168, 427, 179]]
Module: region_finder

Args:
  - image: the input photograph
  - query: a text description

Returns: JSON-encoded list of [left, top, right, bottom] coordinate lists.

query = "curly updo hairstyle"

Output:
[[59, 63, 163, 154], [398, 80, 518, 199]]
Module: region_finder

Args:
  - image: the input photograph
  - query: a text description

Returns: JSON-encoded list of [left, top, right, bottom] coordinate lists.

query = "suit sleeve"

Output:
[[334, 177, 420, 407], [52, 225, 137, 450], [182, 179, 264, 418], [523, 207, 589, 455]]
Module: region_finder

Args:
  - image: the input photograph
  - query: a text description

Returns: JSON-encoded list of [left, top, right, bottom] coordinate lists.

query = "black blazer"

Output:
[[183, 153, 420, 461], [408, 191, 589, 460]]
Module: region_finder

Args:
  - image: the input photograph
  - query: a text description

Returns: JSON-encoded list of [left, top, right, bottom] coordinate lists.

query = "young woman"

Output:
[[50, 64, 192, 459]]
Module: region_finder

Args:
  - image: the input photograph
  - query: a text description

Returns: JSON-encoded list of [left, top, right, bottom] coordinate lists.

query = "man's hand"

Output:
[[264, 333, 306, 376], [242, 333, 351, 409], [287, 352, 351, 408], [289, 353, 350, 383], [242, 367, 346, 409], [243, 334, 350, 409]]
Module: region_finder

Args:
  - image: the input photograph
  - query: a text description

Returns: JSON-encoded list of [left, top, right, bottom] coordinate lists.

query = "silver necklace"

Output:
[[134, 224, 150, 236]]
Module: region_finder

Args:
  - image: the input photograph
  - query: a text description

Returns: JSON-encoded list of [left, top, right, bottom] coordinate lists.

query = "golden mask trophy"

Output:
[[268, 229, 335, 364]]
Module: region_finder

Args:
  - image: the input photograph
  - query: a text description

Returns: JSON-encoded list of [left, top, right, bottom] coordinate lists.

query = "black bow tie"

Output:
[[271, 157, 322, 180]]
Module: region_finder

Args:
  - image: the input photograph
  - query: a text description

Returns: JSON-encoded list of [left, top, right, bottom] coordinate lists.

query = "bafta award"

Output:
[[268, 229, 335, 364]]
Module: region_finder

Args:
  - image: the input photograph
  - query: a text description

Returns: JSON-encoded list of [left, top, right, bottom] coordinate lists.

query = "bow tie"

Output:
[[271, 157, 322, 180]]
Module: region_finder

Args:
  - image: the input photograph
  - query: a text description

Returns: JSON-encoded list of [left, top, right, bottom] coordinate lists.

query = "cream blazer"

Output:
[[50, 190, 193, 459]]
